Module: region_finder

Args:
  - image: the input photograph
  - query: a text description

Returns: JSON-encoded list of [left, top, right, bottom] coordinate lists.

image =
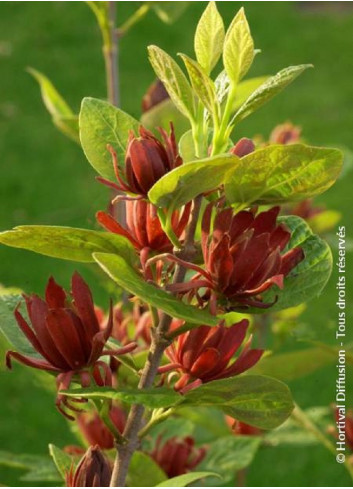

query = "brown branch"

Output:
[[109, 195, 203, 487], [103, 1, 119, 107]]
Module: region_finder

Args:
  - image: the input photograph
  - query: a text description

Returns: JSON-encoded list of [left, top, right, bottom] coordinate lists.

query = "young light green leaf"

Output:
[[156, 472, 221, 487], [225, 144, 343, 205], [62, 386, 183, 409], [233, 75, 269, 110], [149, 2, 189, 24], [182, 375, 294, 430], [93, 252, 219, 326], [49, 444, 72, 480], [148, 45, 195, 121], [194, 1, 225, 74], [79, 97, 140, 180], [231, 64, 313, 125], [252, 216, 333, 312], [199, 436, 261, 479], [178, 54, 216, 115], [148, 154, 239, 208], [53, 115, 79, 143], [214, 71, 268, 108], [0, 226, 136, 265], [223, 7, 254, 83], [28, 68, 79, 143], [178, 130, 197, 163]]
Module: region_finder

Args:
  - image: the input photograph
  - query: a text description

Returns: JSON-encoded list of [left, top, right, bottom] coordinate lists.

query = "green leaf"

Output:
[[127, 451, 166, 487], [150, 2, 189, 24], [251, 347, 337, 382], [53, 114, 80, 144], [0, 226, 136, 265], [28, 68, 79, 143], [79, 97, 140, 180], [194, 1, 225, 74], [156, 472, 221, 487], [179, 54, 216, 115], [0, 294, 36, 356], [223, 8, 254, 84], [0, 451, 60, 482], [231, 64, 312, 125], [255, 216, 333, 312], [183, 375, 294, 430], [178, 407, 230, 441], [233, 76, 270, 110], [200, 436, 261, 479], [214, 71, 268, 109], [93, 252, 219, 326], [178, 130, 197, 163], [140, 98, 189, 140], [62, 386, 183, 409], [225, 144, 343, 205], [49, 444, 72, 480], [148, 154, 238, 208], [148, 45, 195, 121]]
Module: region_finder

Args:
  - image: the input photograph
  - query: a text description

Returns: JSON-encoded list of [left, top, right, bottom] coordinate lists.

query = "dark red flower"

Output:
[[66, 446, 111, 487], [76, 406, 126, 450], [97, 199, 190, 254], [269, 122, 301, 145], [142, 79, 169, 113], [6, 273, 136, 418], [149, 436, 206, 478], [161, 320, 263, 393], [97, 124, 181, 198], [226, 415, 263, 436], [168, 205, 304, 309], [202, 205, 304, 309]]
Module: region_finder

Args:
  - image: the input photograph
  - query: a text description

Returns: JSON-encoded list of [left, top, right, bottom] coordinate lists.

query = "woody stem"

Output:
[[109, 195, 203, 487]]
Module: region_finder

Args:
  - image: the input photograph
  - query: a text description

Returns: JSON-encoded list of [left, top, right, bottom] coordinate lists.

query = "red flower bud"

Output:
[[229, 137, 255, 157], [150, 436, 206, 478], [66, 446, 111, 487], [269, 122, 301, 145], [98, 124, 181, 197], [77, 406, 126, 450], [141, 79, 169, 113], [97, 200, 190, 253], [162, 320, 263, 393]]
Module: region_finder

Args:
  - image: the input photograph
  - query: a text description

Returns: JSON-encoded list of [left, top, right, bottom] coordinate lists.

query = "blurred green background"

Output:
[[0, 1, 353, 486]]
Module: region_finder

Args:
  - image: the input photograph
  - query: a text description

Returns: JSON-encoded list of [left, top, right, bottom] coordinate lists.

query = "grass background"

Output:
[[0, 1, 352, 486]]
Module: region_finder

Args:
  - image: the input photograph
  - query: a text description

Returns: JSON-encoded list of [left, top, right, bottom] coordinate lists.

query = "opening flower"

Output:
[[66, 446, 111, 487], [160, 319, 263, 393], [6, 273, 136, 418], [170, 205, 304, 309], [97, 124, 182, 198], [149, 436, 206, 478]]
